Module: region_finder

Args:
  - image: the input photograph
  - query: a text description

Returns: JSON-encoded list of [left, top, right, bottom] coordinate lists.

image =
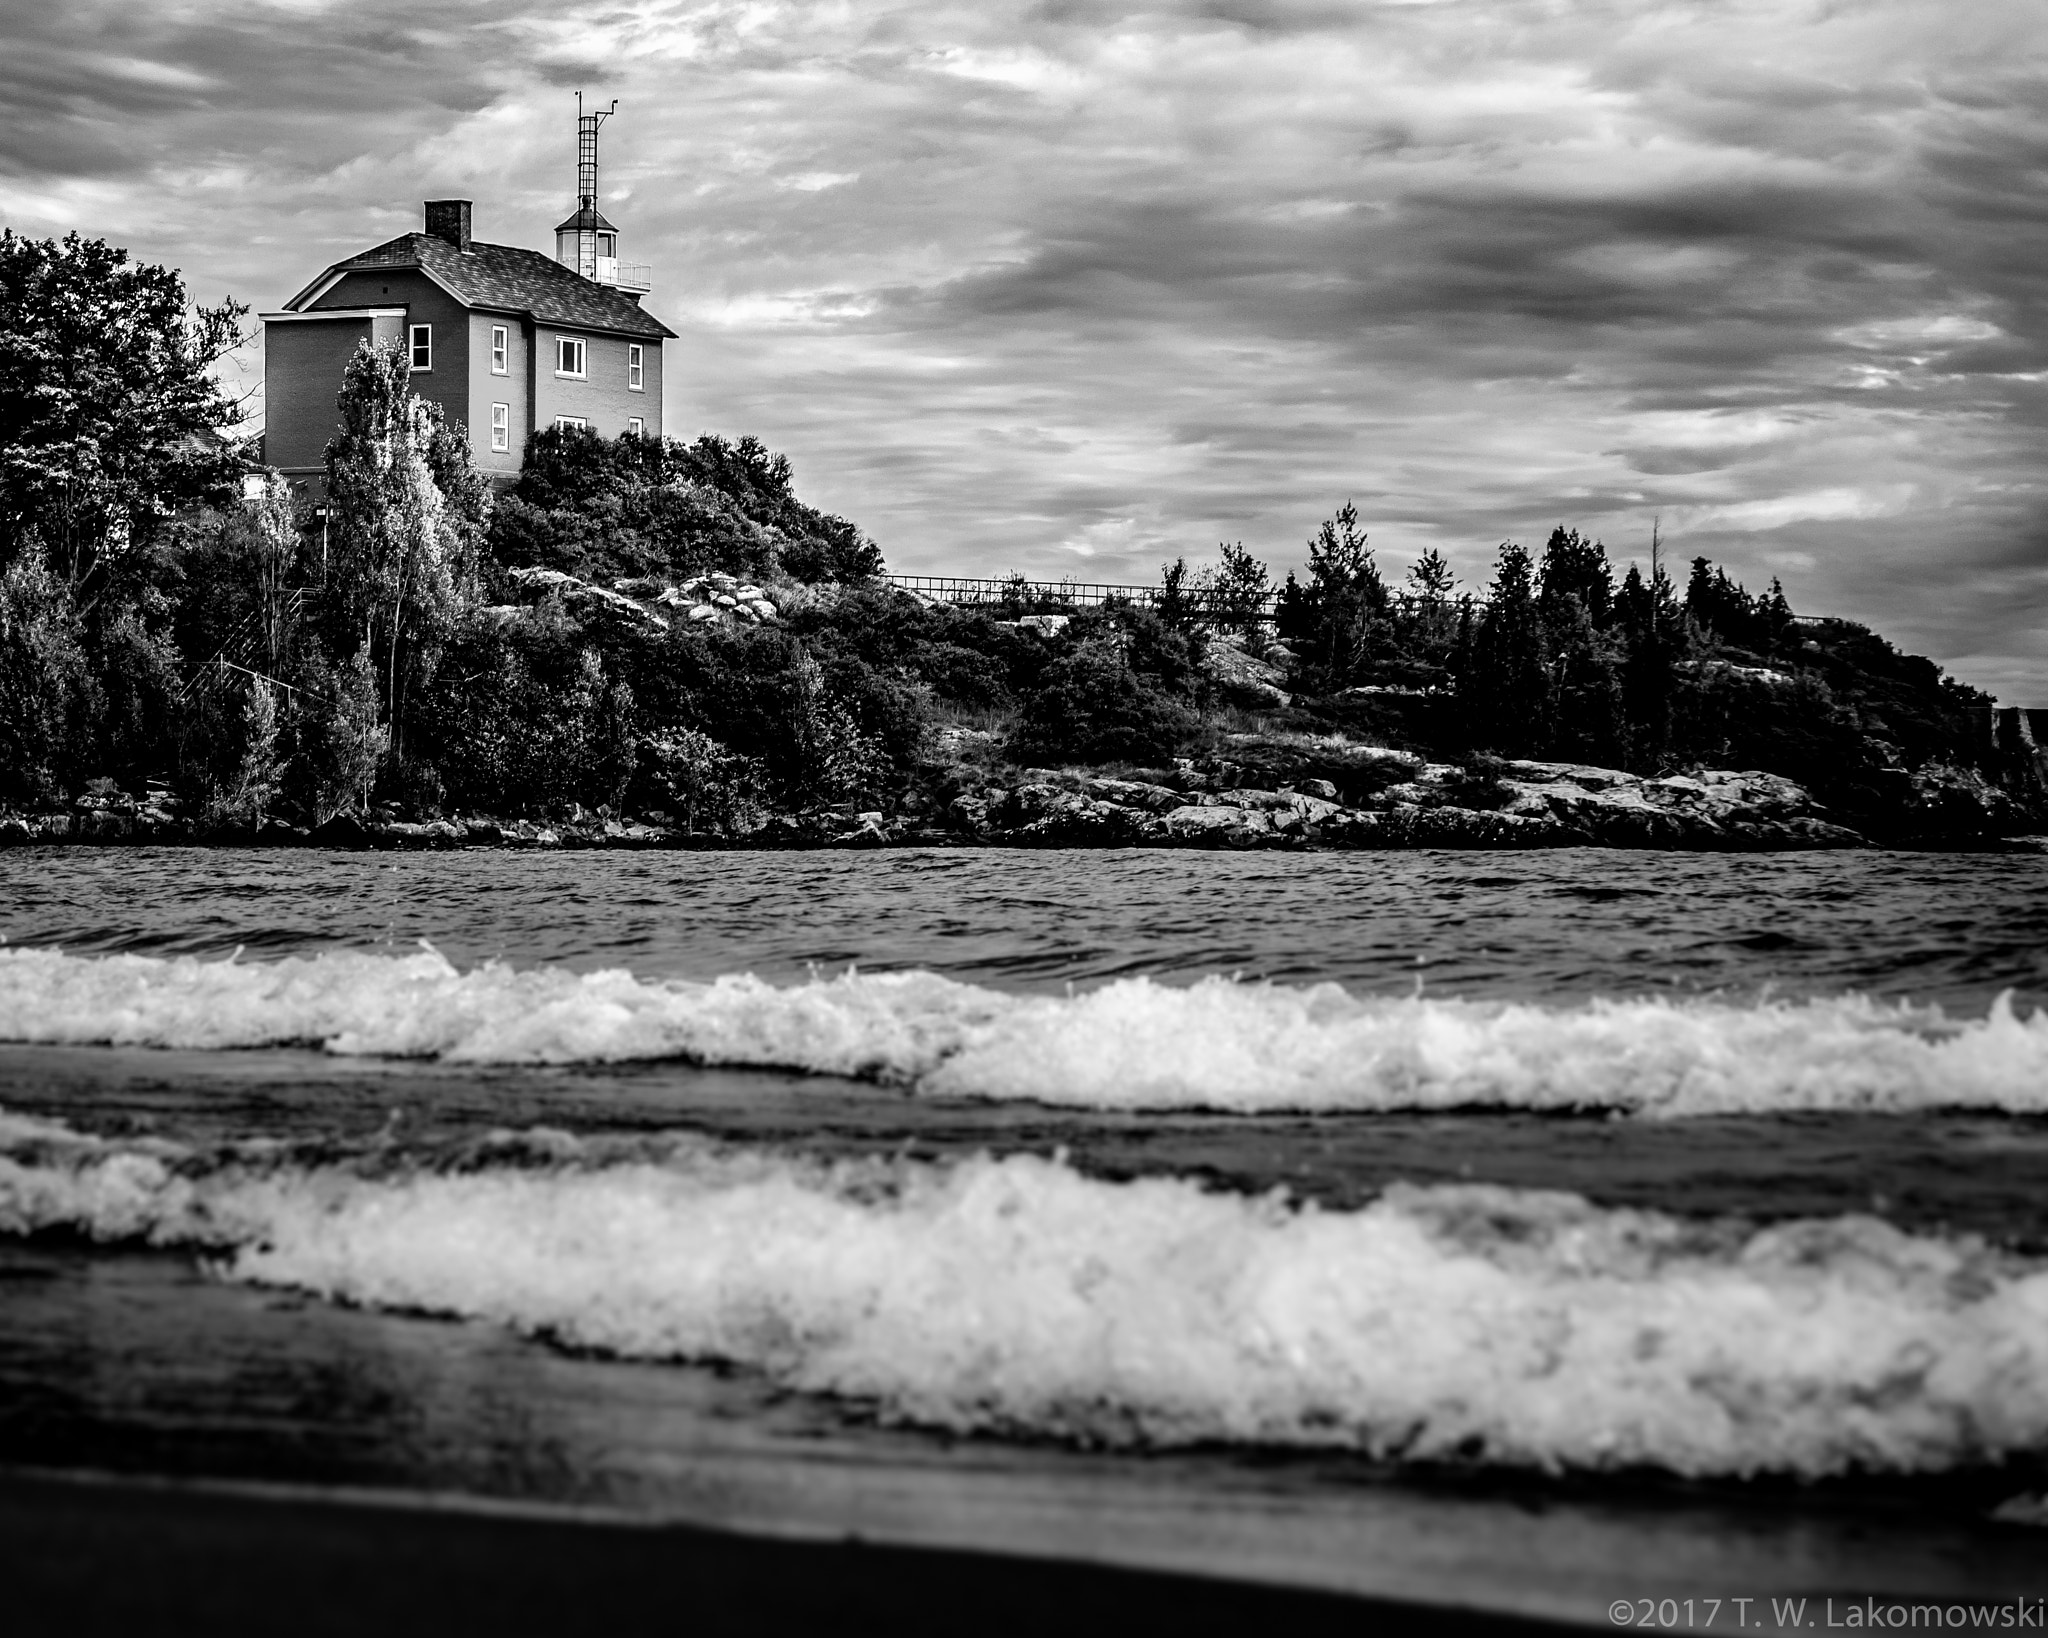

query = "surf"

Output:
[[4, 945, 2048, 1117], [3, 1112, 2046, 1482]]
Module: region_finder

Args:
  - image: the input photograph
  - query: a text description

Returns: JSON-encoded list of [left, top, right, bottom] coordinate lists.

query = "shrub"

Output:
[[1012, 640, 1199, 765], [640, 728, 767, 833], [1441, 751, 1513, 810]]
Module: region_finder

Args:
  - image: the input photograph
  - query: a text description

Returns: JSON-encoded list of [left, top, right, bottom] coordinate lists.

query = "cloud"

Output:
[[1, 0, 2044, 694]]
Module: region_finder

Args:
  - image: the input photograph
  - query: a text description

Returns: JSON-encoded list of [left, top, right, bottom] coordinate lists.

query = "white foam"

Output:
[[4, 1117, 2045, 1479], [3, 945, 2048, 1116]]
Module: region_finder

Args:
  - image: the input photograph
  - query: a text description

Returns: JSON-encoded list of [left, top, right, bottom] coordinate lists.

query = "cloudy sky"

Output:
[[3, 0, 2044, 695]]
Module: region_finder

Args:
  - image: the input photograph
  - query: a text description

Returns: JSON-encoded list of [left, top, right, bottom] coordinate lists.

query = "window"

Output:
[[554, 415, 587, 431], [490, 326, 507, 374], [490, 403, 510, 453], [597, 233, 615, 258], [409, 324, 431, 371], [555, 336, 585, 378], [628, 344, 643, 391], [627, 416, 644, 437]]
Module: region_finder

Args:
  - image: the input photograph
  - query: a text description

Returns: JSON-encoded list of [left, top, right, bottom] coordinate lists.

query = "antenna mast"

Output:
[[576, 92, 618, 214]]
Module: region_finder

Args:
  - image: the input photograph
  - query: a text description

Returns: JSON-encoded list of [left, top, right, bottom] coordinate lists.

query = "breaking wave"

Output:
[[4, 945, 2048, 1117], [3, 1111, 2045, 1480]]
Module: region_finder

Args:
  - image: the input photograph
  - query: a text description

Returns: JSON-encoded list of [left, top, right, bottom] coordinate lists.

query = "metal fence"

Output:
[[881, 573, 1281, 625], [881, 573, 1200, 609], [884, 574, 1840, 632]]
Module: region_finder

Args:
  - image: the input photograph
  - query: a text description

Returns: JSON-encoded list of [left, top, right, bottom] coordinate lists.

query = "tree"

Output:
[[500, 425, 882, 584], [1616, 560, 1682, 768], [319, 339, 474, 766], [242, 473, 300, 678], [1274, 571, 1313, 648], [0, 230, 245, 596], [0, 547, 93, 804], [1683, 555, 1768, 649], [1196, 541, 1273, 652], [1156, 556, 1200, 630], [1537, 526, 1613, 630], [1461, 542, 1548, 754], [1397, 547, 1463, 672], [1295, 500, 1387, 687], [1408, 548, 1456, 602]]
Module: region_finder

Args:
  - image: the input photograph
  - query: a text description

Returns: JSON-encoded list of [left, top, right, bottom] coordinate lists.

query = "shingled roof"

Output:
[[291, 232, 674, 340]]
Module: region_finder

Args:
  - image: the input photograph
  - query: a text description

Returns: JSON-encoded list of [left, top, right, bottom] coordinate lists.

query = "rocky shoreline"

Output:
[[6, 745, 2041, 853]]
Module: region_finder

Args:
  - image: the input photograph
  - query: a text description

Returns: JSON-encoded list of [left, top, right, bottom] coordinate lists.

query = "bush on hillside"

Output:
[[492, 427, 884, 587], [1011, 642, 1200, 766]]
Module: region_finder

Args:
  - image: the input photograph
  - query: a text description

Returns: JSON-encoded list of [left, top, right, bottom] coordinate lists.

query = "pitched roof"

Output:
[[291, 232, 674, 340], [554, 204, 619, 233]]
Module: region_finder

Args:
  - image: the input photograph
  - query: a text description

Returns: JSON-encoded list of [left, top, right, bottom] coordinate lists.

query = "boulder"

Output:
[[830, 813, 889, 848], [1078, 776, 1184, 814], [1311, 806, 1575, 849], [1145, 804, 1285, 849], [1210, 787, 1296, 811], [308, 813, 372, 850], [1203, 641, 1291, 709], [996, 786, 1147, 845], [947, 794, 992, 837], [1898, 762, 2025, 844], [1473, 760, 1862, 850]]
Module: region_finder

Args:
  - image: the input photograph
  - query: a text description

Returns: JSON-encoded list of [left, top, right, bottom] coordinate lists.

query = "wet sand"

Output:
[[1, 1465, 1572, 1638]]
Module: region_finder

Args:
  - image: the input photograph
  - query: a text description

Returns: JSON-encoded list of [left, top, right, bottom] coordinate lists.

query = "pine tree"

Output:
[[1461, 542, 1548, 754], [1156, 557, 1198, 630], [1536, 526, 1614, 629], [1299, 500, 1386, 687], [1408, 547, 1456, 602], [1618, 560, 1681, 769]]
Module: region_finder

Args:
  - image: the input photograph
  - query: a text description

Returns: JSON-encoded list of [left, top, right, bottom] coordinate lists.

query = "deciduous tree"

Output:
[[0, 230, 245, 596]]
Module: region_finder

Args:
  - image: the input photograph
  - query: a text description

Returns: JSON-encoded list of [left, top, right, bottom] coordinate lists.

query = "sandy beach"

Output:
[[0, 1465, 1582, 1637]]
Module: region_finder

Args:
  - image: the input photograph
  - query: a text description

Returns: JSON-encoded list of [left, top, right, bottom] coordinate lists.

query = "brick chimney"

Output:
[[424, 199, 473, 252]]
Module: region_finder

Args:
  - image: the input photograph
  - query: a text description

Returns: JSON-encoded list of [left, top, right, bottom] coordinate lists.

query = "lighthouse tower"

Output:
[[554, 97, 650, 295]]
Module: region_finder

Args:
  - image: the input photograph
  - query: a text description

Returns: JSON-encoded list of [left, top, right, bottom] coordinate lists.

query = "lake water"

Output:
[[3, 846, 2046, 1627]]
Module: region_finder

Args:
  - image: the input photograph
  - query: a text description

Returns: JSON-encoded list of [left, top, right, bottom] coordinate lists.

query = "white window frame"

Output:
[[409, 323, 431, 371], [627, 416, 644, 437], [490, 325, 507, 375], [490, 403, 510, 453], [555, 336, 586, 379], [628, 343, 643, 392], [597, 232, 615, 258], [554, 415, 587, 432]]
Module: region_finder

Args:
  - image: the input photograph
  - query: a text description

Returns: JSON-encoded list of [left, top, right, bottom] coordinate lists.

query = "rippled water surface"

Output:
[[7, 845, 2048, 1008]]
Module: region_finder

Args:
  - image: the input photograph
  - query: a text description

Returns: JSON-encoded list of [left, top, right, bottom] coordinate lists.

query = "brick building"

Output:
[[260, 118, 673, 492]]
